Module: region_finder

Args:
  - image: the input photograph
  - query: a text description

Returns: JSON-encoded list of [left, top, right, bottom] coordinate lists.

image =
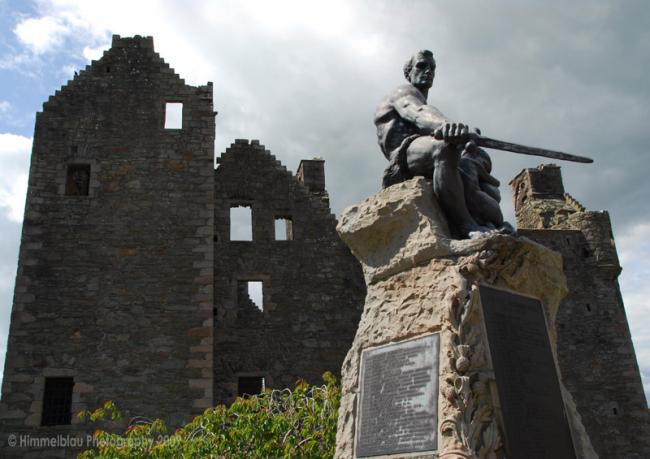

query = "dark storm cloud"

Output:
[[175, 1, 650, 230]]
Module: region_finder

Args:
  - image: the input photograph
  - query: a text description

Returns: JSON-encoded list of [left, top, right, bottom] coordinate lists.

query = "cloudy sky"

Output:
[[0, 0, 648, 400]]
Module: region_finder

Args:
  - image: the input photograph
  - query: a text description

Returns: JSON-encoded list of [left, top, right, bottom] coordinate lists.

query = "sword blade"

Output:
[[476, 136, 593, 164]]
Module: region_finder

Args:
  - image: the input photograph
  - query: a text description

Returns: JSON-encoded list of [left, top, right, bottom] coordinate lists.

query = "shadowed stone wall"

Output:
[[0, 35, 215, 456], [511, 164, 650, 459], [213, 140, 365, 404], [0, 37, 365, 458]]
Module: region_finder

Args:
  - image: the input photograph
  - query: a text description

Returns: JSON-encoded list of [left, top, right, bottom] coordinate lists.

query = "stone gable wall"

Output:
[[0, 35, 214, 456], [213, 140, 365, 403]]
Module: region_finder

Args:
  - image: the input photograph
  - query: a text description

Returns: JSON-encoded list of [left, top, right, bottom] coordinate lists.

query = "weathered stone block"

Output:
[[337, 177, 450, 284]]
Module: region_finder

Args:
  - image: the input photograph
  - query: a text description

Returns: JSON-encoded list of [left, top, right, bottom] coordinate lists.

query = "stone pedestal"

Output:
[[334, 178, 596, 459]]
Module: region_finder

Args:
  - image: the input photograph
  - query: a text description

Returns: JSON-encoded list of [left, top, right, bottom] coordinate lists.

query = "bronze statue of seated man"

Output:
[[374, 49, 513, 238]]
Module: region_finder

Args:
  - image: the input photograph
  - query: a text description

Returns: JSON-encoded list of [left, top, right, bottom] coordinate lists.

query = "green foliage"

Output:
[[77, 372, 340, 459]]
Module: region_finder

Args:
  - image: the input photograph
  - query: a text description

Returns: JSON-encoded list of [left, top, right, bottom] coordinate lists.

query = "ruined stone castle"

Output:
[[0, 35, 648, 458], [511, 165, 650, 458]]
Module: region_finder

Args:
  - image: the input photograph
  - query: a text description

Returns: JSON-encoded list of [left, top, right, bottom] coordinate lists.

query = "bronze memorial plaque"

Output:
[[356, 334, 439, 458], [479, 285, 575, 459]]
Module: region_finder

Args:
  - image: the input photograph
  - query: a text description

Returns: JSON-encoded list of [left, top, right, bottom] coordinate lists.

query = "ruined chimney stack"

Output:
[[297, 159, 325, 192], [297, 159, 329, 208]]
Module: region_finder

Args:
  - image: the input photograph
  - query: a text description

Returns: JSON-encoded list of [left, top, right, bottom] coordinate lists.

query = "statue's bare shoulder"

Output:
[[375, 83, 446, 134], [375, 84, 425, 120]]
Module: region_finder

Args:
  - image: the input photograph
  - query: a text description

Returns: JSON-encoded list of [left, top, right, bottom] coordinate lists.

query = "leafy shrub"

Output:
[[77, 372, 340, 459]]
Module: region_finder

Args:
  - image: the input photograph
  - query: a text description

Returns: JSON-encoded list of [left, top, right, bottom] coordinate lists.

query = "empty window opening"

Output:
[[237, 280, 264, 314], [613, 407, 618, 415], [586, 303, 592, 312], [237, 280, 264, 311], [230, 205, 252, 241], [65, 164, 91, 196], [248, 281, 263, 310], [41, 377, 74, 426], [274, 217, 293, 241], [164, 102, 183, 129], [238, 376, 265, 397], [582, 247, 591, 258], [106, 66, 111, 73]]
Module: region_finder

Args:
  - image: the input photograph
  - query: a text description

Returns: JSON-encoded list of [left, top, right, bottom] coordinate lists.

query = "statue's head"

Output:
[[403, 50, 436, 89]]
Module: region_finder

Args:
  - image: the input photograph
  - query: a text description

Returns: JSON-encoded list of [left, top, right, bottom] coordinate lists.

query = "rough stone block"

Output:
[[188, 379, 210, 389], [337, 177, 451, 284], [187, 327, 211, 338]]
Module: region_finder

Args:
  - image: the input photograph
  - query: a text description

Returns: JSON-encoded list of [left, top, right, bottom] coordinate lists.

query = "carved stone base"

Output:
[[334, 178, 597, 459]]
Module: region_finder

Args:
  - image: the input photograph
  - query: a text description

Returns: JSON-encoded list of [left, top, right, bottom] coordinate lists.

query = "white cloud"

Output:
[[618, 221, 650, 402], [0, 101, 11, 113], [13, 16, 71, 54], [0, 133, 32, 157], [61, 64, 77, 78], [617, 222, 650, 266], [231, 0, 354, 39], [0, 134, 32, 222], [0, 52, 37, 73], [82, 45, 105, 61]]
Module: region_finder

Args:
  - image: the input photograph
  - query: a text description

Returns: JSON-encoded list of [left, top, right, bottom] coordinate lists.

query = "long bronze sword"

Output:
[[476, 135, 593, 164], [433, 130, 593, 164]]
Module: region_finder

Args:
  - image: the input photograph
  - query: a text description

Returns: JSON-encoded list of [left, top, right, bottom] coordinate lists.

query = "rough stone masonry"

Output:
[[0, 35, 365, 458]]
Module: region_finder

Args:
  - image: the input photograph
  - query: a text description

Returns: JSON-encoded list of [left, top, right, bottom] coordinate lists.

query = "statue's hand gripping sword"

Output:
[[433, 128, 593, 164]]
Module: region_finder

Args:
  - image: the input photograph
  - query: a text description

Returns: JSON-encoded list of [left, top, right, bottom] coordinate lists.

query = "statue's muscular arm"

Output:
[[387, 85, 483, 236], [390, 85, 448, 135]]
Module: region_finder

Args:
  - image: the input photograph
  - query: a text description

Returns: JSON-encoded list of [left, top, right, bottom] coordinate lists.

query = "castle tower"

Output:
[[511, 164, 650, 458], [213, 140, 364, 403], [0, 35, 215, 453]]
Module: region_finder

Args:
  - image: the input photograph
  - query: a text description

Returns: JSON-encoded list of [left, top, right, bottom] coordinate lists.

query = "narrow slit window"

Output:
[[65, 164, 91, 196], [41, 377, 74, 426], [230, 205, 252, 241], [238, 376, 265, 397], [164, 102, 183, 129], [274, 217, 293, 241]]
